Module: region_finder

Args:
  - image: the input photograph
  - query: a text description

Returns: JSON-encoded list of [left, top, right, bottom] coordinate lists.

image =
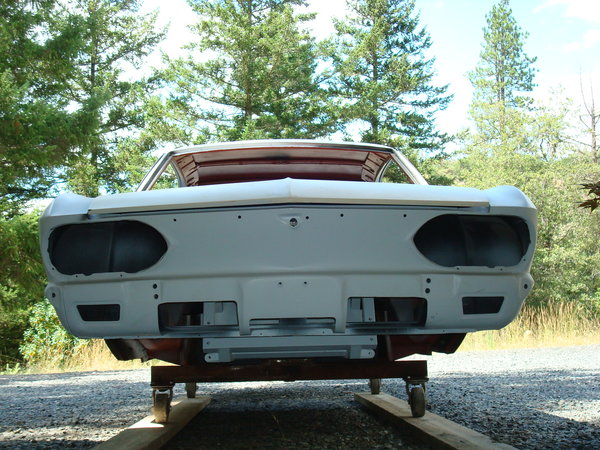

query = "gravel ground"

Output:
[[0, 345, 598, 449]]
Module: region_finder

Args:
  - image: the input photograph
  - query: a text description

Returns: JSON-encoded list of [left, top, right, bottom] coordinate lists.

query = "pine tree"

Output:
[[469, 0, 537, 108], [468, 0, 537, 150], [157, 0, 332, 143], [327, 0, 450, 154], [55, 0, 165, 197], [0, 0, 81, 212]]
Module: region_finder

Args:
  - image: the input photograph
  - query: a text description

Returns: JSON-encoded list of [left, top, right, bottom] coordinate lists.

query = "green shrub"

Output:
[[20, 299, 82, 368], [0, 211, 49, 369], [0, 311, 28, 368]]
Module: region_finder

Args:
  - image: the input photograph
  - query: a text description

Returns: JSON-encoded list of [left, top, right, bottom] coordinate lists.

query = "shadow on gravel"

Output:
[[164, 407, 414, 450], [164, 381, 422, 450], [185, 369, 596, 450]]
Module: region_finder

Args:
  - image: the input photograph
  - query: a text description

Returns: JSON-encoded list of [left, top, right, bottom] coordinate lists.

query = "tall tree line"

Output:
[[150, 0, 448, 150], [1, 0, 448, 206]]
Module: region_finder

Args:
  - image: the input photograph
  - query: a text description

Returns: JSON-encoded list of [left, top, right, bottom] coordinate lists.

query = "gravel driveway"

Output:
[[0, 345, 598, 449]]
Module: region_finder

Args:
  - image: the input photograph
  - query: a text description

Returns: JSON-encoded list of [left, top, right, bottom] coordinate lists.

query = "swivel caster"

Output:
[[152, 388, 173, 423], [369, 378, 381, 395], [406, 384, 426, 418], [185, 382, 197, 399]]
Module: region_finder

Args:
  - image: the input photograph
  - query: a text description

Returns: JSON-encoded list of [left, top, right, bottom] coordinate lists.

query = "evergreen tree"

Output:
[[0, 0, 81, 213], [468, 0, 537, 148], [469, 0, 536, 108], [55, 0, 165, 197], [156, 0, 332, 144], [327, 0, 450, 155]]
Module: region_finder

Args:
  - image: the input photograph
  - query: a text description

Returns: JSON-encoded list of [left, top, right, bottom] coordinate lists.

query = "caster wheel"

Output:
[[408, 386, 426, 418], [185, 382, 197, 399], [153, 390, 172, 423], [369, 378, 381, 395]]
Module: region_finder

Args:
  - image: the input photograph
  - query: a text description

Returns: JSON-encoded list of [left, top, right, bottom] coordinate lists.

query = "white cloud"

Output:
[[561, 28, 600, 52], [305, 0, 347, 39], [536, 63, 600, 108], [561, 41, 582, 52], [536, 1, 600, 53], [534, 0, 600, 23], [582, 28, 600, 46], [144, 0, 196, 57]]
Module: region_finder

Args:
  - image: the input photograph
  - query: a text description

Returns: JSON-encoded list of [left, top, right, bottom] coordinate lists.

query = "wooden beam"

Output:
[[151, 359, 427, 385], [94, 396, 210, 450], [355, 393, 515, 450]]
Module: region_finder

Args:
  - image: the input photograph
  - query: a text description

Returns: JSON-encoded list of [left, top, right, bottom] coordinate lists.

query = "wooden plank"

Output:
[[355, 393, 515, 450], [94, 396, 210, 450]]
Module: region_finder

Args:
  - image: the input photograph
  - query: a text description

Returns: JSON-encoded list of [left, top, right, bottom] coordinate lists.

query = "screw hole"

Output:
[[524, 284, 528, 289], [153, 283, 158, 289], [238, 215, 242, 219], [426, 278, 431, 284], [51, 293, 56, 298], [340, 213, 344, 217], [425, 288, 431, 294], [154, 294, 159, 299], [173, 218, 177, 222]]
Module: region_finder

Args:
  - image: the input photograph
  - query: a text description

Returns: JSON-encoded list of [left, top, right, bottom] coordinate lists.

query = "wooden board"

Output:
[[355, 393, 515, 450], [94, 396, 210, 450]]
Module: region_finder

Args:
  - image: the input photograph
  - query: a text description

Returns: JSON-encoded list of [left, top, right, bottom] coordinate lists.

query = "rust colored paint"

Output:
[[106, 334, 465, 366], [172, 147, 393, 186], [387, 334, 466, 360]]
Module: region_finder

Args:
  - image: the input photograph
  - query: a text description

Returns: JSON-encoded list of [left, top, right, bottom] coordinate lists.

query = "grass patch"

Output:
[[460, 301, 600, 351], [14, 340, 154, 374]]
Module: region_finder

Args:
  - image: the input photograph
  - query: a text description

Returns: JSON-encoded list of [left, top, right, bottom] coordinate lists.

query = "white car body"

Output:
[[40, 140, 536, 365]]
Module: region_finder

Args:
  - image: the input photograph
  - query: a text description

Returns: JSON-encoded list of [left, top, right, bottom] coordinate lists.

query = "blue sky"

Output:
[[414, 0, 600, 134], [144, 0, 600, 137]]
